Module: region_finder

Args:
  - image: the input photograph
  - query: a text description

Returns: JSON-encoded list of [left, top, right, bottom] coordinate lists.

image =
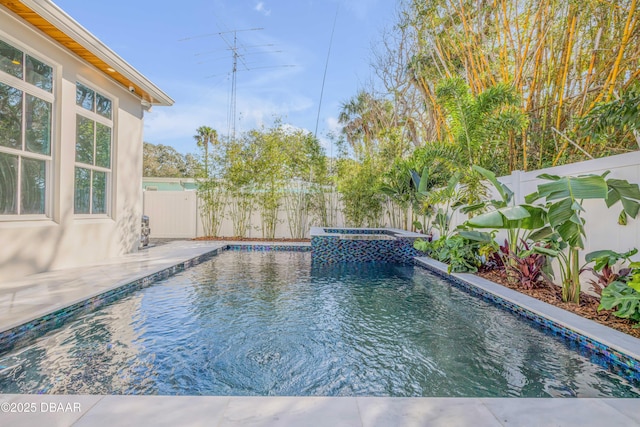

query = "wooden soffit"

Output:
[[1, 0, 173, 106]]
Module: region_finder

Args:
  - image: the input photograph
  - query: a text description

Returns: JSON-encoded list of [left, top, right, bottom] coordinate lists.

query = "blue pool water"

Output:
[[0, 250, 639, 397]]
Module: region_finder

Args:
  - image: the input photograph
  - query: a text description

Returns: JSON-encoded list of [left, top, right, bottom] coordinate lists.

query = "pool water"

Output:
[[0, 250, 639, 397]]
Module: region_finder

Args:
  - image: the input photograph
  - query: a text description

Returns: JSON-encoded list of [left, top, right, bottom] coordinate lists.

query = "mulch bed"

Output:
[[476, 268, 640, 339]]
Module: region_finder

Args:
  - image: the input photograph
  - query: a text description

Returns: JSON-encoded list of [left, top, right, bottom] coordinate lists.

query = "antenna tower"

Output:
[[216, 28, 264, 140]]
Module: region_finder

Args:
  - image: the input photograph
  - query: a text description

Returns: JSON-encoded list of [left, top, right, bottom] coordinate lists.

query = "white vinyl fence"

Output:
[[448, 151, 640, 260], [143, 191, 199, 238], [143, 151, 640, 266], [143, 190, 346, 239]]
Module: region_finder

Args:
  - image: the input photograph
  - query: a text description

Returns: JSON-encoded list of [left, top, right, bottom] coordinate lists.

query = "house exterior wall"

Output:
[[0, 8, 144, 282]]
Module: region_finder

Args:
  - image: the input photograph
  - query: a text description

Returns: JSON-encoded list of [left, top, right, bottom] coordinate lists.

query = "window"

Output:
[[0, 39, 53, 217], [74, 82, 112, 215]]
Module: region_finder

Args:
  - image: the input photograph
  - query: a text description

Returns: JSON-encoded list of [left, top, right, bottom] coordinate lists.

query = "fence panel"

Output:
[[143, 191, 198, 238], [442, 151, 640, 289]]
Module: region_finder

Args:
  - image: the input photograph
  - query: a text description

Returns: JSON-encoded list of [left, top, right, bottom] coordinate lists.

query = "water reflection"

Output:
[[0, 252, 638, 397]]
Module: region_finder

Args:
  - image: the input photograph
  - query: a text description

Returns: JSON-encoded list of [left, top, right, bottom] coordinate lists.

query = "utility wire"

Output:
[[314, 4, 339, 138]]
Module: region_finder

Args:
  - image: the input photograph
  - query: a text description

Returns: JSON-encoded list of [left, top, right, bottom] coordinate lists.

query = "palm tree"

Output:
[[435, 77, 528, 175], [193, 126, 218, 178], [338, 90, 395, 160]]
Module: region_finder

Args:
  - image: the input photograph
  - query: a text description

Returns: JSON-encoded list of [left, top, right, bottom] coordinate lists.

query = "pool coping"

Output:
[[415, 256, 640, 381], [0, 241, 311, 354], [309, 226, 428, 238]]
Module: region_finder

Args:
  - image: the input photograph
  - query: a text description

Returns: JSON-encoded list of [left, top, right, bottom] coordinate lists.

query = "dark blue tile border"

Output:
[[0, 245, 311, 356], [226, 244, 311, 252], [323, 228, 394, 235], [414, 259, 640, 385], [0, 247, 225, 355], [2, 242, 639, 389]]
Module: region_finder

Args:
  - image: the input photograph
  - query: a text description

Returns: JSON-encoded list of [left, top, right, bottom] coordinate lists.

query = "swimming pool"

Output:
[[0, 250, 638, 397]]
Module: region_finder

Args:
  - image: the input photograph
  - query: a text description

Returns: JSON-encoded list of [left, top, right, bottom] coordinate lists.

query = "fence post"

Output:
[[511, 170, 523, 205]]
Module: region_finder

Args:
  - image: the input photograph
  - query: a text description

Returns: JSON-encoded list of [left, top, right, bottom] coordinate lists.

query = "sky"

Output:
[[53, 0, 401, 155]]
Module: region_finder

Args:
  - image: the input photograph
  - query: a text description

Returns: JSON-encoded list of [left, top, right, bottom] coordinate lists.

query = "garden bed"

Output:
[[476, 268, 640, 339]]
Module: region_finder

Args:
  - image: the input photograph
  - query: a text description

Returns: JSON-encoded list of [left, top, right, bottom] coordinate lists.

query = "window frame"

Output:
[[0, 36, 55, 221], [73, 79, 114, 218]]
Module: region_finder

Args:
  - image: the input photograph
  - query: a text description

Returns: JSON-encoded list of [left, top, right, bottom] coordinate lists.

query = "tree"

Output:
[[579, 86, 640, 150], [193, 126, 218, 178], [192, 126, 223, 237], [435, 77, 528, 175], [336, 156, 385, 227], [338, 90, 407, 161], [384, 0, 640, 169], [142, 142, 194, 177]]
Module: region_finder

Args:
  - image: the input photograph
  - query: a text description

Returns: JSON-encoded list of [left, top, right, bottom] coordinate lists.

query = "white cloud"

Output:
[[143, 79, 315, 154], [254, 1, 271, 16], [326, 116, 342, 135]]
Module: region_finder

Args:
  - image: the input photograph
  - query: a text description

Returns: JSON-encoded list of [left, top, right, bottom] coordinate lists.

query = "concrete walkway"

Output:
[[0, 395, 639, 426], [0, 241, 638, 427], [0, 241, 228, 332]]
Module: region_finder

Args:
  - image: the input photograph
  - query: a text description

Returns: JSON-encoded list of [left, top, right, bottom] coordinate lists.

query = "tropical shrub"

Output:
[[197, 179, 226, 237], [336, 158, 385, 227], [599, 262, 640, 327], [477, 239, 507, 271], [527, 172, 640, 303], [583, 249, 637, 295], [461, 165, 546, 262], [222, 138, 254, 238], [415, 234, 482, 273], [379, 159, 413, 229], [506, 241, 554, 290]]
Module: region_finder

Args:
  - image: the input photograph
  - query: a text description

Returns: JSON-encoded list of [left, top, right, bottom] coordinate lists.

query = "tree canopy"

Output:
[[143, 142, 197, 177]]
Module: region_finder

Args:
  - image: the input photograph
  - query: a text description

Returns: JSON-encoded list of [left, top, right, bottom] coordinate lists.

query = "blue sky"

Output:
[[53, 0, 400, 155]]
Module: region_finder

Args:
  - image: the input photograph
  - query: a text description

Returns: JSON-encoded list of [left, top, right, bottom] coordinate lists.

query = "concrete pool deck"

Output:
[[0, 240, 638, 426]]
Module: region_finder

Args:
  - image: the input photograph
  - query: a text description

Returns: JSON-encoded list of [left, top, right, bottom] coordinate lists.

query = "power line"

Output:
[[315, 4, 339, 138]]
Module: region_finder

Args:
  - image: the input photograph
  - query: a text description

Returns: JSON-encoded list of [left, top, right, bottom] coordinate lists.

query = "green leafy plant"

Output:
[[579, 86, 640, 149], [426, 172, 467, 238], [599, 261, 640, 327], [435, 77, 528, 174], [414, 234, 482, 273], [461, 165, 547, 265], [379, 160, 413, 229], [409, 166, 434, 235], [336, 157, 385, 227], [583, 248, 637, 295], [527, 172, 640, 303]]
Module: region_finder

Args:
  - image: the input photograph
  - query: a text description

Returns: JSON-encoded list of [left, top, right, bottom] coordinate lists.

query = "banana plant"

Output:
[[459, 165, 547, 264], [526, 172, 640, 303]]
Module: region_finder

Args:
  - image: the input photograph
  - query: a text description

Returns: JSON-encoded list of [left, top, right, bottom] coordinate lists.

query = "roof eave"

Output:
[[1, 0, 174, 107]]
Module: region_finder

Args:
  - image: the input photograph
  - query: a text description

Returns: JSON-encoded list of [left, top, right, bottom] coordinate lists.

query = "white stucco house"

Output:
[[0, 0, 173, 282]]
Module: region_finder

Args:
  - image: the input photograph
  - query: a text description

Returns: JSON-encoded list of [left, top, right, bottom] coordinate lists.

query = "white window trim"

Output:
[[0, 36, 55, 221], [73, 80, 114, 217]]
